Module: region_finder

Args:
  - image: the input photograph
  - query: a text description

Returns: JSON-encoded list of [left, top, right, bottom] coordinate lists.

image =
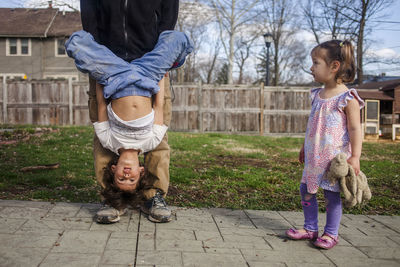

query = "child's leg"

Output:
[[130, 31, 193, 82], [300, 183, 319, 232], [323, 189, 342, 236]]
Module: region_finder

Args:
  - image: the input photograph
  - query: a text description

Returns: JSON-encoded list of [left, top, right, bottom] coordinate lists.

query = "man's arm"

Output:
[[158, 0, 179, 33], [96, 83, 108, 122], [153, 77, 165, 125]]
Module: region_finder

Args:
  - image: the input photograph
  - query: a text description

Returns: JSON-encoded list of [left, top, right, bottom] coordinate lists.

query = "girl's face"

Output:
[[310, 50, 335, 84]]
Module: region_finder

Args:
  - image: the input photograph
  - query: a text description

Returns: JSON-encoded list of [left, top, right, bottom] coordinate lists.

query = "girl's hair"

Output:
[[311, 40, 356, 83], [101, 156, 145, 210]]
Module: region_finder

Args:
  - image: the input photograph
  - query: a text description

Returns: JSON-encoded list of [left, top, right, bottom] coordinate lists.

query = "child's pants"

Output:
[[66, 30, 193, 100], [300, 183, 342, 236]]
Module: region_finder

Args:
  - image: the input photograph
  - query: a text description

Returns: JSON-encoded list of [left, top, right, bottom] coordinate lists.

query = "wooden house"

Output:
[[0, 7, 84, 81], [356, 79, 400, 140]]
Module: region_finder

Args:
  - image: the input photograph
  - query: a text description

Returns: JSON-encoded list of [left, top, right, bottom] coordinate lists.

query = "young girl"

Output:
[[286, 40, 364, 249]]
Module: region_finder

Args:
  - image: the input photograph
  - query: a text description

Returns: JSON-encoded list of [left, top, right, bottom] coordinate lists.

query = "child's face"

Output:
[[111, 157, 144, 192], [310, 50, 335, 84]]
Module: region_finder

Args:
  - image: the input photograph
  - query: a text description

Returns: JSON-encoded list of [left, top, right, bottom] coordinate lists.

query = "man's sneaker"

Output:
[[95, 203, 126, 224], [141, 191, 172, 223]]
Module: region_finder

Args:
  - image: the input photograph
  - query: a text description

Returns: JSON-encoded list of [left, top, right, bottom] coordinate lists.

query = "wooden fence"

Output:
[[0, 79, 312, 135]]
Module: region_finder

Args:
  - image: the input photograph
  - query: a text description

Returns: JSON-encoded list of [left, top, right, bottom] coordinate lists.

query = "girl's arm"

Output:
[[153, 77, 165, 125], [96, 83, 108, 122], [345, 98, 362, 175]]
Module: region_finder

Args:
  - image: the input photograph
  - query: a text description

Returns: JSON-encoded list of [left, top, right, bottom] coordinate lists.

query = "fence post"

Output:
[[68, 77, 73, 125], [260, 82, 264, 135], [197, 81, 203, 132], [2, 75, 7, 124]]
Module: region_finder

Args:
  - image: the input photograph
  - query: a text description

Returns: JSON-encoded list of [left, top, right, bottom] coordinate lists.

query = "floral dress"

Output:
[[301, 88, 364, 194]]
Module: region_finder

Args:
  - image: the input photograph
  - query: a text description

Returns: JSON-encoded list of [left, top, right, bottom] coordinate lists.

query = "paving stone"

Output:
[[208, 208, 246, 217], [136, 251, 182, 266], [245, 210, 285, 220], [90, 215, 130, 232], [0, 247, 49, 267], [321, 246, 369, 261], [109, 231, 138, 239], [388, 234, 400, 245], [203, 247, 242, 254], [174, 207, 212, 217], [182, 252, 247, 267], [44, 202, 82, 218], [203, 240, 272, 250], [220, 227, 275, 236], [340, 234, 400, 247], [194, 230, 223, 241], [137, 231, 156, 251], [330, 257, 400, 267], [156, 218, 217, 231], [368, 215, 400, 233], [75, 203, 101, 218], [213, 215, 255, 229], [21, 217, 93, 230], [357, 247, 400, 259], [251, 218, 293, 230], [52, 230, 110, 253], [0, 232, 59, 248], [0, 199, 52, 209], [285, 263, 334, 267], [101, 249, 136, 265], [222, 234, 270, 246], [156, 239, 204, 252], [0, 206, 50, 218], [40, 252, 102, 267], [241, 248, 331, 264], [157, 229, 196, 240], [0, 218, 27, 233], [105, 236, 137, 251]]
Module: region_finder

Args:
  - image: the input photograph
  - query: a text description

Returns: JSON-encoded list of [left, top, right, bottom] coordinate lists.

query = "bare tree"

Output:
[[258, 0, 305, 85], [234, 31, 259, 84], [25, 0, 79, 11], [302, 0, 394, 84], [209, 0, 260, 84], [175, 1, 214, 83]]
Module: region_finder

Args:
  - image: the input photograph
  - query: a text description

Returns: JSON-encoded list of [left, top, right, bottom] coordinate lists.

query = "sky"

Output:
[[1, 0, 399, 78]]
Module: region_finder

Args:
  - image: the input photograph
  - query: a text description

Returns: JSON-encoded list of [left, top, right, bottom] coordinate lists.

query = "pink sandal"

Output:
[[286, 228, 318, 241], [313, 233, 339, 249]]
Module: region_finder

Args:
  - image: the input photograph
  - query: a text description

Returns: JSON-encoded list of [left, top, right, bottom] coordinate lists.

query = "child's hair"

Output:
[[311, 40, 356, 83], [101, 156, 145, 210]]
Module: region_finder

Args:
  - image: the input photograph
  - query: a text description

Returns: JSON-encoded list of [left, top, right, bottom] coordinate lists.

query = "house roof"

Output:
[[0, 8, 81, 38], [357, 89, 394, 101], [354, 79, 400, 92]]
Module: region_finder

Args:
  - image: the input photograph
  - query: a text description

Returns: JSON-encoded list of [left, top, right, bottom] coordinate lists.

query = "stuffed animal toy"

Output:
[[324, 153, 372, 208]]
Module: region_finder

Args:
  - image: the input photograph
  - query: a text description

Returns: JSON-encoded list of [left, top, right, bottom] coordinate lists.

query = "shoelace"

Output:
[[152, 192, 167, 209]]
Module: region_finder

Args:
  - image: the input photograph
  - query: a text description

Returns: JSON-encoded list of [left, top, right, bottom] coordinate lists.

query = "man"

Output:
[[80, 0, 179, 223]]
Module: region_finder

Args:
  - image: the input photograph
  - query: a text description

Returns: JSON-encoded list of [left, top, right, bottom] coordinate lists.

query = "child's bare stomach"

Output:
[[111, 95, 152, 121]]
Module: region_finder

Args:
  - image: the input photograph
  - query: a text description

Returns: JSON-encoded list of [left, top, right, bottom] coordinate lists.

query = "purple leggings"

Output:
[[300, 183, 342, 236]]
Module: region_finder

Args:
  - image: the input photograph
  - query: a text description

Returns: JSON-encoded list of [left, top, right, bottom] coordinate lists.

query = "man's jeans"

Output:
[[66, 30, 193, 99]]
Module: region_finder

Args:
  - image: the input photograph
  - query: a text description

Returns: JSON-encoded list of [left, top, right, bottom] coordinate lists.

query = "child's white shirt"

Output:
[[93, 104, 168, 155]]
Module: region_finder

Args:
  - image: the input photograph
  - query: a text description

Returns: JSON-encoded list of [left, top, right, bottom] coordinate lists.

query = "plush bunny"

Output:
[[324, 153, 372, 208]]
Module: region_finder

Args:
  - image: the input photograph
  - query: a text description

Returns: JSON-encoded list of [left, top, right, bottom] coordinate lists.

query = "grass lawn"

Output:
[[0, 125, 399, 215]]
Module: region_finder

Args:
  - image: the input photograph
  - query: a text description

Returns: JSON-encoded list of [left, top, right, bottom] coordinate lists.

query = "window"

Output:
[[21, 39, 29, 55], [56, 38, 67, 56], [6, 38, 31, 56], [9, 38, 17, 55]]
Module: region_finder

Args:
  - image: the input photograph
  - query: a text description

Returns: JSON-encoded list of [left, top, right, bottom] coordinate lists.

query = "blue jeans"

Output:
[[65, 30, 193, 99]]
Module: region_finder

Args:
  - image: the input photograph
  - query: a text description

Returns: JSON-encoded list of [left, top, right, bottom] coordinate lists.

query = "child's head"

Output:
[[101, 155, 145, 210], [311, 40, 355, 84], [110, 149, 144, 192]]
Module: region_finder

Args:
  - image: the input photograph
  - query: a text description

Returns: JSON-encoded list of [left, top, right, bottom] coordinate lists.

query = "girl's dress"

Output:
[[301, 88, 364, 194]]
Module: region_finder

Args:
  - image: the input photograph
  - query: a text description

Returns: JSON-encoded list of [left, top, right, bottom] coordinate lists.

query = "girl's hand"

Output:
[[299, 145, 305, 163], [347, 156, 360, 176]]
